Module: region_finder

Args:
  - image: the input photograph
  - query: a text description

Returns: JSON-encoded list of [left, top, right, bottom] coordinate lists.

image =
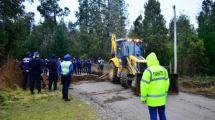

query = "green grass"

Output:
[[0, 88, 98, 120], [192, 76, 215, 83]]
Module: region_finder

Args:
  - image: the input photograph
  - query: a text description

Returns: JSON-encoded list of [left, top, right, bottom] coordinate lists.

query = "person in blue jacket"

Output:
[[59, 54, 73, 101], [29, 51, 43, 94], [20, 52, 31, 90]]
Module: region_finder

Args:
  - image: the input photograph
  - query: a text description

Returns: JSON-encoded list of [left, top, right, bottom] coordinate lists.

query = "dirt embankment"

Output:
[[72, 74, 107, 82], [0, 59, 22, 89], [0, 59, 108, 89], [179, 77, 215, 99]]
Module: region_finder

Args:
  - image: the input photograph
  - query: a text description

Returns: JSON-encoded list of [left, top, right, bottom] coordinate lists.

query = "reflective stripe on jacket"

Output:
[[140, 52, 170, 107]]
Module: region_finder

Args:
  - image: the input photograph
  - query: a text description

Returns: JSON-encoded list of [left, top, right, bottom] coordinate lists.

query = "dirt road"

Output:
[[72, 81, 215, 120]]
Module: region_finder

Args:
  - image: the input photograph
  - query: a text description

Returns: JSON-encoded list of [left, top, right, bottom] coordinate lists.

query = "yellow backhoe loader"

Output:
[[109, 34, 179, 95], [109, 34, 146, 95]]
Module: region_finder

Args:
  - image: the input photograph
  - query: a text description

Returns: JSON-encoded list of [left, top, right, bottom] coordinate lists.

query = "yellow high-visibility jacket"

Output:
[[140, 52, 170, 107]]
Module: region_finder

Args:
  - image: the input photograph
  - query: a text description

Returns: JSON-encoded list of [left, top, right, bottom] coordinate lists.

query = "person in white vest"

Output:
[[59, 54, 73, 101]]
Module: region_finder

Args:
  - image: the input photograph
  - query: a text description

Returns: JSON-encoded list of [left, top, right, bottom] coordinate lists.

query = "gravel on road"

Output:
[[71, 81, 215, 120]]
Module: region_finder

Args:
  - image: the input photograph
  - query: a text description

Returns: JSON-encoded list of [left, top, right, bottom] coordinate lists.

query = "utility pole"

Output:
[[173, 5, 177, 74]]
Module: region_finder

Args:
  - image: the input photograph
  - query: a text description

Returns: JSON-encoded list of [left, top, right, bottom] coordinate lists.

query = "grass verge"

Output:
[[0, 88, 98, 120], [179, 76, 215, 99]]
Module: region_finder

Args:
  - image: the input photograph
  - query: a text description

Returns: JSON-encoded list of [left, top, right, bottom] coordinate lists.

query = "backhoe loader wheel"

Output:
[[120, 72, 129, 89], [109, 62, 118, 83], [133, 74, 142, 96]]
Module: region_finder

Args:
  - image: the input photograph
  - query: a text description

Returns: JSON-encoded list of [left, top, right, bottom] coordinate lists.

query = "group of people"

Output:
[[19, 51, 89, 101], [20, 51, 169, 120], [72, 58, 92, 75]]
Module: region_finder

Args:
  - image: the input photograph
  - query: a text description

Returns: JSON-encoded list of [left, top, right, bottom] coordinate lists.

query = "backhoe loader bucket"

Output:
[[168, 74, 179, 94]]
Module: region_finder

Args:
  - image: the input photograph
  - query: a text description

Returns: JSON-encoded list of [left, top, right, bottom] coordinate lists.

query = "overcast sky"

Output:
[[23, 0, 209, 28]]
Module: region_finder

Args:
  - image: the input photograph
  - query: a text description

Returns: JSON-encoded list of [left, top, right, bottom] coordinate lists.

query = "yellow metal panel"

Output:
[[129, 55, 146, 63], [111, 34, 117, 55], [110, 57, 120, 67], [126, 57, 137, 75]]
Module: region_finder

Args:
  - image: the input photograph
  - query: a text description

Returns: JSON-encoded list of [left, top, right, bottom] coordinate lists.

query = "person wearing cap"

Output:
[[59, 54, 73, 101], [29, 51, 43, 94], [20, 52, 31, 90], [47, 54, 59, 91], [140, 52, 169, 120]]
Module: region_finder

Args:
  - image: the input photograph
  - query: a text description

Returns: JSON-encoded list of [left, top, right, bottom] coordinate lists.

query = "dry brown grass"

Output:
[[179, 77, 215, 99], [0, 59, 22, 89]]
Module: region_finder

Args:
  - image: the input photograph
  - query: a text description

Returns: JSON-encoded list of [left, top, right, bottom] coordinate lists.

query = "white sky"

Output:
[[23, 0, 209, 28]]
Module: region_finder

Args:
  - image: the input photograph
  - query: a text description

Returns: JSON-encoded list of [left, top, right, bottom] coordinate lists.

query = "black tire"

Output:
[[133, 74, 142, 96], [120, 72, 129, 88], [109, 62, 118, 83]]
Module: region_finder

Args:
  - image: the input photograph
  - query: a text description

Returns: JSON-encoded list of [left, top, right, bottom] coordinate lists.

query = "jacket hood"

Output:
[[146, 52, 160, 67], [63, 54, 71, 61]]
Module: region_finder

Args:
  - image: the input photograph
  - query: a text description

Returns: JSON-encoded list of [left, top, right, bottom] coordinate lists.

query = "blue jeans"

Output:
[[148, 105, 166, 120]]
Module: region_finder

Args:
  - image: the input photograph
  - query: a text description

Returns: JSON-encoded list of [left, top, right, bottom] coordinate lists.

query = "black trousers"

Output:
[[73, 66, 77, 74], [22, 71, 29, 90], [87, 66, 91, 74], [61, 75, 71, 100], [77, 67, 82, 75], [48, 72, 58, 91], [30, 74, 41, 94]]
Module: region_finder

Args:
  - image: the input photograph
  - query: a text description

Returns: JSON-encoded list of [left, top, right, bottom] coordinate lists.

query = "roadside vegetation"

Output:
[[179, 76, 215, 99], [0, 88, 98, 120]]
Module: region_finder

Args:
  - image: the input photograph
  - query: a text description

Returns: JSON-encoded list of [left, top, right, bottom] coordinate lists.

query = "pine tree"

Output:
[[37, 0, 70, 25], [128, 15, 143, 39], [51, 21, 69, 57], [107, 0, 127, 37], [142, 0, 168, 65], [76, 0, 128, 58], [198, 0, 215, 74], [169, 15, 209, 75], [0, 0, 33, 61]]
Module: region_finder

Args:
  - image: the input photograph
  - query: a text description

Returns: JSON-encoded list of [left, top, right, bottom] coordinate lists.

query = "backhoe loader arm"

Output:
[[111, 34, 117, 56]]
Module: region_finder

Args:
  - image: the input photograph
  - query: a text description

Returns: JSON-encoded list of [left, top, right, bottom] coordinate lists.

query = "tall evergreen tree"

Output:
[[170, 15, 209, 75], [51, 21, 69, 57], [0, 0, 34, 62], [128, 15, 143, 39], [76, 0, 128, 58], [142, 0, 169, 65], [37, 0, 70, 25], [107, 0, 127, 37], [35, 0, 70, 57], [198, 0, 215, 74]]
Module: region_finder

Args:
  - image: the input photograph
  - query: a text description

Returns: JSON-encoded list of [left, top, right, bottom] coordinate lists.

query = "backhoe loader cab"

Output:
[[109, 34, 147, 95], [115, 40, 143, 58]]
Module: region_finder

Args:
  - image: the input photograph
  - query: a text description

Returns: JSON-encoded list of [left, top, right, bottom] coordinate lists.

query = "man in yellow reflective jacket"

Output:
[[140, 52, 169, 120]]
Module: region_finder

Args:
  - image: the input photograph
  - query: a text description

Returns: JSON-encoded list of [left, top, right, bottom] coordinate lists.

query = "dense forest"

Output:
[[0, 0, 215, 75]]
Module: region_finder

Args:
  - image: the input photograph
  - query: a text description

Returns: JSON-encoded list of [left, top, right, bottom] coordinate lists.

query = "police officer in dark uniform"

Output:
[[48, 54, 58, 91], [20, 52, 31, 90], [29, 52, 43, 94], [77, 58, 81, 75], [87, 60, 92, 75], [44, 58, 49, 75], [72, 58, 77, 75]]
